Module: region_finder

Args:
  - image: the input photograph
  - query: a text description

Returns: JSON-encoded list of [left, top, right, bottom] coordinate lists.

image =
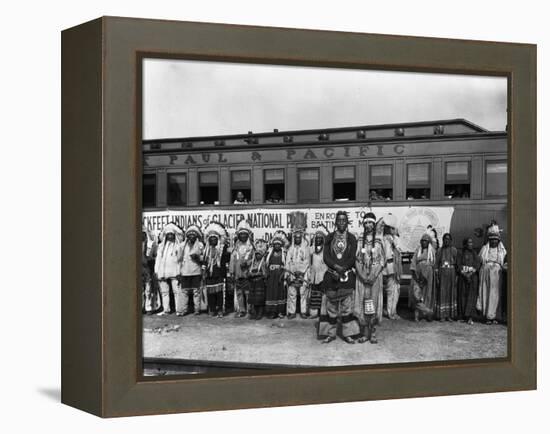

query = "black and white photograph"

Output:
[[140, 58, 508, 376]]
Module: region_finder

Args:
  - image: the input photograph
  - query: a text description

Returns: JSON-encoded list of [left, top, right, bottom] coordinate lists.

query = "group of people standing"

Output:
[[409, 221, 507, 326], [142, 210, 507, 345]]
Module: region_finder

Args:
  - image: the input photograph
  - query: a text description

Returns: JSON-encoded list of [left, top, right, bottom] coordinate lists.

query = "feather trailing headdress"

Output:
[[270, 230, 289, 247], [203, 221, 227, 271], [204, 221, 227, 245], [236, 219, 253, 236], [185, 224, 203, 240], [159, 222, 184, 243], [426, 225, 439, 250], [311, 223, 329, 244], [289, 211, 308, 234], [417, 229, 436, 263]]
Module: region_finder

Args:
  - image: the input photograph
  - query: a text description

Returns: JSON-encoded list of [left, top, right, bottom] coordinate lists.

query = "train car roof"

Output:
[[143, 118, 500, 144]]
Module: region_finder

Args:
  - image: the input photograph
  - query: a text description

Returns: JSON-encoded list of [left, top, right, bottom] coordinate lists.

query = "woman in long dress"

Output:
[[354, 212, 384, 343], [410, 233, 436, 321], [265, 231, 288, 319], [457, 237, 481, 324], [477, 223, 507, 324], [434, 233, 458, 321]]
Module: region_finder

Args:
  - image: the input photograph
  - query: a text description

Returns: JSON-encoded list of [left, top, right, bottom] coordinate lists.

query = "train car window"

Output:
[[369, 165, 393, 201], [298, 168, 320, 203], [231, 170, 251, 204], [406, 163, 431, 200], [264, 169, 285, 203], [142, 174, 156, 208], [333, 166, 356, 201], [445, 162, 470, 199], [199, 171, 219, 205], [485, 161, 507, 197], [167, 173, 187, 206]]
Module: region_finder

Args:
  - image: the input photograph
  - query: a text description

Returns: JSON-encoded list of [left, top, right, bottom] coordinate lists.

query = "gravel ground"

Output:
[[143, 306, 507, 369]]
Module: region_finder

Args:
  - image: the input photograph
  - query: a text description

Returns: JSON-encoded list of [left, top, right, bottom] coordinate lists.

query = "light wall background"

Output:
[[0, 1, 546, 433]]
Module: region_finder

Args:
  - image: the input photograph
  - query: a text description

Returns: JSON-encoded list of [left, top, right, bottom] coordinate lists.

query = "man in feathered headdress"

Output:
[[476, 221, 507, 324], [248, 239, 268, 320], [318, 211, 361, 344], [177, 224, 205, 316], [381, 213, 403, 320], [354, 212, 385, 344], [142, 225, 158, 314], [203, 221, 230, 318], [154, 223, 184, 316], [265, 230, 288, 319], [309, 224, 329, 320], [229, 219, 254, 317], [285, 211, 311, 319], [410, 230, 437, 321]]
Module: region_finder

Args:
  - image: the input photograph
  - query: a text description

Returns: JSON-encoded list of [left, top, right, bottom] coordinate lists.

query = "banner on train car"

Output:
[[142, 206, 454, 252]]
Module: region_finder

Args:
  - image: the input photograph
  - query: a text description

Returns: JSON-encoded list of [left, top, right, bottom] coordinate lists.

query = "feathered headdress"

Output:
[[204, 221, 227, 245], [236, 219, 253, 237], [202, 221, 227, 272], [313, 223, 329, 239], [418, 228, 436, 263], [481, 221, 506, 264], [266, 230, 288, 264], [185, 224, 203, 241], [270, 230, 289, 247], [487, 221, 502, 240], [160, 223, 184, 243], [289, 211, 308, 234], [426, 225, 439, 250]]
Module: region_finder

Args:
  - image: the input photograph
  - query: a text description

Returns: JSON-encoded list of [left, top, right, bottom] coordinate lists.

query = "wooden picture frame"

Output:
[[61, 16, 536, 417]]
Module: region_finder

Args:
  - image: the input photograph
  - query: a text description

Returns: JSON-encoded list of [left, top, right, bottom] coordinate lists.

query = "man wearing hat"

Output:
[[354, 212, 385, 343], [154, 223, 184, 316], [477, 221, 507, 324], [381, 213, 402, 320], [285, 212, 311, 319], [177, 224, 205, 316], [229, 219, 254, 318], [308, 224, 329, 320], [318, 211, 361, 344], [265, 231, 288, 319]]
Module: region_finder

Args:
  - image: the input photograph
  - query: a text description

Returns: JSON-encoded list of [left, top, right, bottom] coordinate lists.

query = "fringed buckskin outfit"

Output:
[[354, 232, 384, 341]]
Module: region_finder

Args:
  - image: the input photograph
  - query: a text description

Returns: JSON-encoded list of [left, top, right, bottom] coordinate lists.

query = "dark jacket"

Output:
[[322, 231, 357, 296]]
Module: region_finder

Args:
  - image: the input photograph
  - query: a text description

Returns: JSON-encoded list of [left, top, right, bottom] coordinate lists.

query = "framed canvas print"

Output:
[[61, 16, 536, 417]]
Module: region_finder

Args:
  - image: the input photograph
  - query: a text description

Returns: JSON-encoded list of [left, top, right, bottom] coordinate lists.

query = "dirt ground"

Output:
[[143, 305, 508, 369]]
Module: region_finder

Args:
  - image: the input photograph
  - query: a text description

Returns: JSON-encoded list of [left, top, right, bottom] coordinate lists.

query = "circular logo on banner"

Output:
[[399, 208, 442, 252]]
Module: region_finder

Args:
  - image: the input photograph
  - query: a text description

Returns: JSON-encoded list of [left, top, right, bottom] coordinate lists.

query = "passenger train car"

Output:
[[142, 118, 507, 253]]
